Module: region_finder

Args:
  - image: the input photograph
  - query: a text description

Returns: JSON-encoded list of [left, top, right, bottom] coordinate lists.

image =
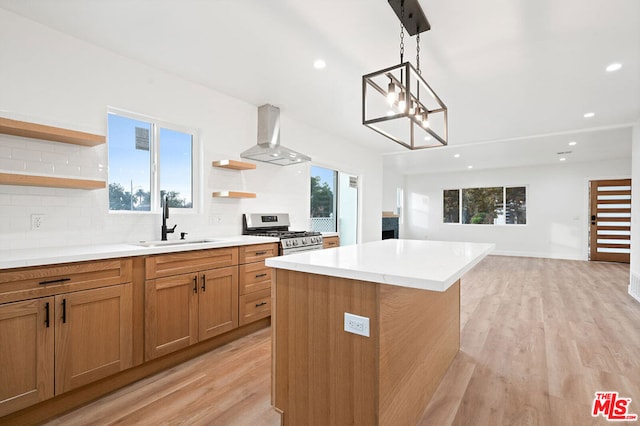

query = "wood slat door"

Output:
[[589, 179, 631, 263]]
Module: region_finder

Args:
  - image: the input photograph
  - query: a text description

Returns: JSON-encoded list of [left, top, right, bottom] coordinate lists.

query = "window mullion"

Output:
[[151, 122, 161, 212]]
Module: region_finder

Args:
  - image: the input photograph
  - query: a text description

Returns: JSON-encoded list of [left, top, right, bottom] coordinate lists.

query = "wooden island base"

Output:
[[273, 269, 460, 425]]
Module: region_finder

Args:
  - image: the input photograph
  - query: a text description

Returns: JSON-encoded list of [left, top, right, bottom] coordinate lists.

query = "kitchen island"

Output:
[[266, 239, 493, 425]]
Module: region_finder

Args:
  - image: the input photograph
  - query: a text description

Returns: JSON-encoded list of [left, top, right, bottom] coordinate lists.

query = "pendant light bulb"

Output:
[[397, 91, 407, 113], [387, 82, 397, 105], [409, 101, 416, 116]]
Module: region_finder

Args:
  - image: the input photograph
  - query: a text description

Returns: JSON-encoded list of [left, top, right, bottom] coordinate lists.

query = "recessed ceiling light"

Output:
[[467, 165, 473, 169], [313, 59, 326, 69], [424, 136, 432, 141], [454, 154, 460, 158], [584, 112, 595, 118], [559, 157, 566, 162], [606, 63, 622, 72], [568, 141, 577, 146], [386, 110, 395, 116]]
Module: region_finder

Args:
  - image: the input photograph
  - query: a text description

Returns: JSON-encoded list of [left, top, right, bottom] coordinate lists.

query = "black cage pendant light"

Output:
[[362, 0, 448, 149]]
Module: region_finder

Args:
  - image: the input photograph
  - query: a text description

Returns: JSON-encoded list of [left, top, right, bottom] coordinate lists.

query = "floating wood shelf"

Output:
[[0, 173, 106, 190], [212, 191, 256, 199], [0, 117, 105, 147], [212, 160, 256, 170]]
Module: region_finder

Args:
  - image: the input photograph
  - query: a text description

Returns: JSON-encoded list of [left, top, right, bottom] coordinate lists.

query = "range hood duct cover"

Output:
[[240, 104, 311, 166]]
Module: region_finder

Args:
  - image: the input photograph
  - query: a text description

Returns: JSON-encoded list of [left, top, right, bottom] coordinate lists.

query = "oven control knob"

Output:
[[310, 237, 316, 243], [302, 238, 308, 245], [293, 240, 298, 246]]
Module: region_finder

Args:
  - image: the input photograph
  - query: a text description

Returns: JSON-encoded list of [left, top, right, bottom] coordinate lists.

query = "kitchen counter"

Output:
[[266, 239, 494, 291], [320, 231, 339, 237], [0, 235, 279, 269], [269, 239, 493, 425]]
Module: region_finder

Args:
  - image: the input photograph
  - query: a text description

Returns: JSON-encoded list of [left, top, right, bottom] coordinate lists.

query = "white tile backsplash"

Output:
[[0, 9, 383, 250]]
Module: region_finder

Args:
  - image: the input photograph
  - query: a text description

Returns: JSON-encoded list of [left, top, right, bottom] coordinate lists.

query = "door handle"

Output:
[[45, 302, 50, 328], [255, 301, 268, 307], [255, 273, 268, 278], [201, 274, 206, 292], [193, 276, 198, 294], [61, 299, 67, 323]]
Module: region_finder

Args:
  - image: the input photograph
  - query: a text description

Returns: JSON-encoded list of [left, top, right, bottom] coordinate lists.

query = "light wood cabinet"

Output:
[[0, 259, 133, 417], [199, 267, 238, 340], [0, 298, 54, 417], [144, 248, 239, 361], [0, 258, 132, 305], [54, 284, 133, 394], [323, 235, 340, 249], [0, 282, 132, 417], [238, 243, 277, 326]]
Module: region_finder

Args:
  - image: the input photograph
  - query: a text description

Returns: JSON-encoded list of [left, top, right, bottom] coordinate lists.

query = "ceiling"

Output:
[[1, 0, 638, 173]]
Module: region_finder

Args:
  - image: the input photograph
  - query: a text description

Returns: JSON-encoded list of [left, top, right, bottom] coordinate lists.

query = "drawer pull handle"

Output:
[[39, 277, 71, 285], [61, 299, 67, 324], [255, 251, 267, 255], [255, 273, 268, 278], [255, 301, 268, 307], [201, 274, 206, 292], [45, 302, 50, 328], [193, 276, 198, 294]]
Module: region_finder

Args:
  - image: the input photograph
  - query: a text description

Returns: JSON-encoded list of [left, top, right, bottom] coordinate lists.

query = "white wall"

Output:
[[382, 168, 403, 214], [0, 9, 382, 250], [402, 158, 631, 260], [630, 121, 640, 302]]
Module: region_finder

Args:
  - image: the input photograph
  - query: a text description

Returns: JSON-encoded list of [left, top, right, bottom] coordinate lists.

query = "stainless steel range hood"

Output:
[[240, 104, 311, 166]]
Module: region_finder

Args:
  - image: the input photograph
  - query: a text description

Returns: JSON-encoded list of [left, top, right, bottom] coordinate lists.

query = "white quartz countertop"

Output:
[[265, 239, 495, 292], [0, 236, 279, 269], [321, 232, 339, 237]]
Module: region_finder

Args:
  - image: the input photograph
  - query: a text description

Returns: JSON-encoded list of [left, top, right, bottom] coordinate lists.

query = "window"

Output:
[[310, 166, 359, 245], [443, 186, 526, 225], [310, 166, 337, 231], [108, 110, 197, 212]]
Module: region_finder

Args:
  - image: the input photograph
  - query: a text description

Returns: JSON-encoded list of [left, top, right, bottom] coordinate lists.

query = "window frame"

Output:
[[107, 107, 200, 215], [443, 185, 528, 226]]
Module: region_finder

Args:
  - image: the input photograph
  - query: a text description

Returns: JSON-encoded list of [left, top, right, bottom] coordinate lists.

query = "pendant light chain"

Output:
[[399, 1, 405, 64], [416, 33, 421, 75]]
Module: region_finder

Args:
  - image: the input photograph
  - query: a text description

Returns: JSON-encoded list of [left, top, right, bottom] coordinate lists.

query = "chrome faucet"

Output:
[[161, 196, 177, 241]]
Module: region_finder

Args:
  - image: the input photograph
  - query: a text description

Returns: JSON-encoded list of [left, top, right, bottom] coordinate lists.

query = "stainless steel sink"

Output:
[[135, 239, 220, 248]]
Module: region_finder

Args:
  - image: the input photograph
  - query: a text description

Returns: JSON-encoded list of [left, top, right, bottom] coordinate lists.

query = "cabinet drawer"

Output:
[[238, 243, 278, 264], [239, 262, 272, 295], [0, 258, 132, 304], [323, 236, 340, 249], [239, 289, 271, 326], [146, 247, 238, 279]]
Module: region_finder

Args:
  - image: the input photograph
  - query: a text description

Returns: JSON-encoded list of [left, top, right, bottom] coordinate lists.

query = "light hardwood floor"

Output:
[[44, 256, 639, 426]]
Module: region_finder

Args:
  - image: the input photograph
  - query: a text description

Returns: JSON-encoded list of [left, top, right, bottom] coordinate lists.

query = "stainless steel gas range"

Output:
[[242, 213, 323, 255]]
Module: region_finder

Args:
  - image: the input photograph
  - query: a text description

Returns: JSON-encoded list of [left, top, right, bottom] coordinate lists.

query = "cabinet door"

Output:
[[145, 274, 198, 360], [198, 266, 238, 341], [55, 284, 133, 394], [0, 298, 54, 417]]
